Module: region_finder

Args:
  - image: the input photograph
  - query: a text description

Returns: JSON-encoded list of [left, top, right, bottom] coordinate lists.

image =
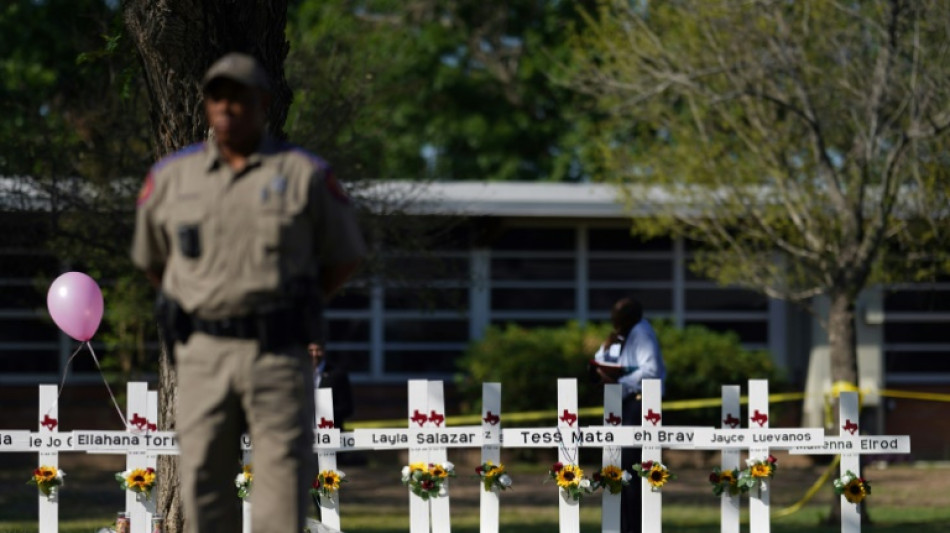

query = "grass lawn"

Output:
[[3, 504, 949, 532]]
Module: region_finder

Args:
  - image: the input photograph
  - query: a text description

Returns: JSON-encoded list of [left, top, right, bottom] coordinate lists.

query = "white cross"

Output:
[[787, 390, 911, 533], [352, 380, 483, 533], [479, 382, 502, 533], [694, 380, 825, 533]]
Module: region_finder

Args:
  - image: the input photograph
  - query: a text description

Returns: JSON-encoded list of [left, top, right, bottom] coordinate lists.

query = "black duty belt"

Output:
[[191, 308, 297, 340]]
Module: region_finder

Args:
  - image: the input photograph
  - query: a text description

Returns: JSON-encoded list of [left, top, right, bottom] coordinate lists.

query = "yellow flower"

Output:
[[556, 464, 583, 488], [409, 462, 427, 473], [647, 464, 670, 489], [126, 468, 156, 491], [843, 479, 867, 504], [242, 465, 253, 484], [321, 470, 342, 491], [602, 465, 624, 481], [429, 464, 449, 478], [750, 464, 771, 478], [720, 470, 736, 484], [34, 466, 58, 483]]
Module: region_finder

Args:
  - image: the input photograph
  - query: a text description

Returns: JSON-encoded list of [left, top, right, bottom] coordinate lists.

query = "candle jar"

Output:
[[115, 512, 130, 533], [151, 513, 165, 533]]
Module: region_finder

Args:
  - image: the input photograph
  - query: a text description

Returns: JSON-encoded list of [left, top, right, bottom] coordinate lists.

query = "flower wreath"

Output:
[[708, 467, 743, 497], [402, 462, 455, 500], [592, 465, 632, 495], [547, 462, 593, 501], [311, 469, 347, 500], [235, 464, 253, 500], [737, 455, 777, 495], [28, 465, 65, 499], [632, 460, 675, 492], [833, 470, 871, 505], [475, 461, 512, 492], [116, 467, 156, 500]]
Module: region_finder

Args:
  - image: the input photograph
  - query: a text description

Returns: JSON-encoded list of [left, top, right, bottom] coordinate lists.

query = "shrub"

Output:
[[455, 319, 784, 428], [454, 321, 609, 421], [651, 319, 786, 426]]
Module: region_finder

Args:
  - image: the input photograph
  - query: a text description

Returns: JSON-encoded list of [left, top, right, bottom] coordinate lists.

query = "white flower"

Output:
[[336, 470, 346, 480], [56, 470, 66, 482], [401, 466, 410, 479], [579, 479, 591, 489], [443, 461, 454, 473], [622, 471, 632, 482], [498, 474, 512, 487]]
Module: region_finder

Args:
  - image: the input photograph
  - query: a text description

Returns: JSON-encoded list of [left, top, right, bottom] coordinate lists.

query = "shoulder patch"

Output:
[[136, 173, 155, 207]]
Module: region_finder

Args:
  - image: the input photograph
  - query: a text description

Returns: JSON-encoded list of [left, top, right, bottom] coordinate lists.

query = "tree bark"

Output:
[[824, 288, 870, 525], [123, 0, 291, 159], [827, 290, 858, 387], [122, 2, 290, 530], [155, 339, 183, 530]]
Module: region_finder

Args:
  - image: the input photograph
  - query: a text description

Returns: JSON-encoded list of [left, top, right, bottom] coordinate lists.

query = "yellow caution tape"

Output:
[[347, 388, 950, 429], [348, 392, 805, 429], [773, 455, 840, 518], [824, 381, 863, 428], [880, 388, 950, 403]]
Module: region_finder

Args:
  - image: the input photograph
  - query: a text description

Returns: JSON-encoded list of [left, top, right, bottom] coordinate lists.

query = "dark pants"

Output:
[[621, 394, 643, 533]]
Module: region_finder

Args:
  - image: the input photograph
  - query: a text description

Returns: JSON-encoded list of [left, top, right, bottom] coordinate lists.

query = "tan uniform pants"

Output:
[[175, 332, 315, 533]]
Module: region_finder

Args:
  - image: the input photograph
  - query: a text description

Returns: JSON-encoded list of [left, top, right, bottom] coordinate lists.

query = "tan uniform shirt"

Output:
[[131, 136, 365, 320]]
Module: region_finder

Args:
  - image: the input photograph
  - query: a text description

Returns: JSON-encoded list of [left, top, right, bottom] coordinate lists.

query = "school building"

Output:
[[1, 181, 948, 457]]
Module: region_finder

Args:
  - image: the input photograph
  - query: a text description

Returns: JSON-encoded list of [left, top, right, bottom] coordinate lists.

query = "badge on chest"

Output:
[[260, 175, 287, 203]]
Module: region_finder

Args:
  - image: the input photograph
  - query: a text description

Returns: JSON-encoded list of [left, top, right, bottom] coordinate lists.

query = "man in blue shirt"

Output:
[[593, 297, 666, 533]]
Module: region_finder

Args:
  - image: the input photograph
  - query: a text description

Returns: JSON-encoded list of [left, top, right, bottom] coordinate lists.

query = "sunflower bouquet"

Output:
[[28, 465, 64, 499], [592, 465, 632, 495], [311, 469, 347, 500], [833, 470, 871, 505], [631, 460, 675, 492], [401, 462, 455, 500], [235, 464, 253, 500], [547, 462, 593, 501], [116, 467, 156, 500], [737, 455, 777, 495], [475, 461, 512, 493], [708, 467, 743, 497]]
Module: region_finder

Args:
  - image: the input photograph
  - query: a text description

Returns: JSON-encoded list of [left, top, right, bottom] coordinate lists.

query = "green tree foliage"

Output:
[[456, 320, 782, 427], [286, 0, 597, 182], [1, 0, 155, 379], [565, 1, 950, 386]]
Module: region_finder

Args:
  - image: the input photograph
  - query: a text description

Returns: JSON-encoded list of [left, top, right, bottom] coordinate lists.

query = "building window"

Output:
[[883, 283, 950, 383]]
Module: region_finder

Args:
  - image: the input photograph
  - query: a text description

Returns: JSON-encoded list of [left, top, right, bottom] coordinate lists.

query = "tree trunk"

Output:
[[123, 0, 291, 159], [827, 290, 859, 386], [824, 289, 870, 524], [155, 340, 183, 530], [122, 2, 290, 530]]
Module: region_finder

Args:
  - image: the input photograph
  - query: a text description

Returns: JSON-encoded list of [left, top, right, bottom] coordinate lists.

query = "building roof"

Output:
[[361, 180, 656, 218]]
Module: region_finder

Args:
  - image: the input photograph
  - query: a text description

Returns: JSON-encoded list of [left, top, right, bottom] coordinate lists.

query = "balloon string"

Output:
[[84, 341, 131, 430], [43, 342, 87, 419]]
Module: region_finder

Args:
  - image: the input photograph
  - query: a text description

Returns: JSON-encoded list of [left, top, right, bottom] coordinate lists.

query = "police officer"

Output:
[[131, 52, 365, 533]]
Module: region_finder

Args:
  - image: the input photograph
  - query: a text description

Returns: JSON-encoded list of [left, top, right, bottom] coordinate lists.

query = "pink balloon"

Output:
[[46, 272, 104, 342]]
